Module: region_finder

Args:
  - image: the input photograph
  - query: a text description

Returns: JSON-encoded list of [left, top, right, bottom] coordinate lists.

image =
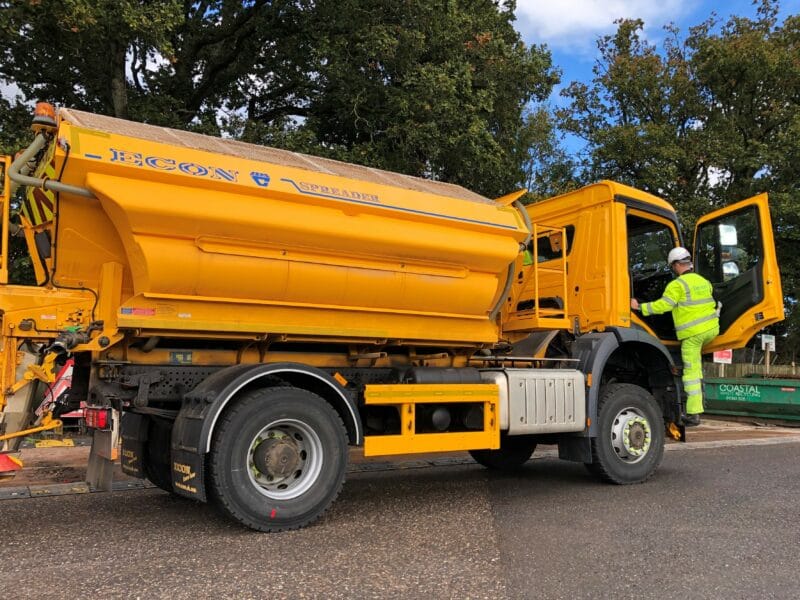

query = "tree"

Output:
[[559, 1, 800, 353], [521, 108, 581, 201], [689, 4, 800, 352], [1, 1, 559, 198], [0, 97, 32, 156], [0, 0, 182, 119], [0, 1, 314, 131], [287, 0, 560, 198], [558, 19, 712, 221], [141, 0, 317, 130]]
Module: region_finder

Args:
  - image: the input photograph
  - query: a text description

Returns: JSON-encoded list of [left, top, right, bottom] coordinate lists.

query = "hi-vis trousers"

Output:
[[681, 326, 720, 415]]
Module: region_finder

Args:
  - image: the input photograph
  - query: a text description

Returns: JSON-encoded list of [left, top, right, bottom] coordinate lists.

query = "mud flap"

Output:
[[558, 436, 592, 462], [170, 396, 208, 502], [120, 413, 146, 478], [170, 448, 206, 502]]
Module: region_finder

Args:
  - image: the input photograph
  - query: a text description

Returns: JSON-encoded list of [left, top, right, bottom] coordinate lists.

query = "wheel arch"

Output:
[[572, 328, 681, 436], [170, 363, 359, 504], [185, 363, 361, 455]]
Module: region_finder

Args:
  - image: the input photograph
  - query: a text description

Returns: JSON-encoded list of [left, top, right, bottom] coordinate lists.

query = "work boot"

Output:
[[683, 413, 701, 427]]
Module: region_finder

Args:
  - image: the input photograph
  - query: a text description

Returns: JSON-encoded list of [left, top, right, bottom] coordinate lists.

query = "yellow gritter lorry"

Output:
[[0, 103, 783, 531]]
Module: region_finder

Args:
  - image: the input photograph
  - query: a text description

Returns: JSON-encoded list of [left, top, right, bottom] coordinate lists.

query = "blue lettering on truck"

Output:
[[108, 148, 240, 183], [250, 172, 271, 187]]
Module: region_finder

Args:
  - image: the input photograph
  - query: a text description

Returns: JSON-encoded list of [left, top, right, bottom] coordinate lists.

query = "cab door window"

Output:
[[627, 214, 680, 340], [694, 206, 763, 332]]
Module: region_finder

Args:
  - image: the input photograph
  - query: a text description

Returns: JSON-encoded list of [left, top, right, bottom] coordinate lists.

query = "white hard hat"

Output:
[[667, 247, 691, 265]]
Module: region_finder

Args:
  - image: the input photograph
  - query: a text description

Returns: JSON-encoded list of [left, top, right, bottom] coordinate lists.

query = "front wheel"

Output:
[[585, 383, 665, 484], [208, 386, 348, 532]]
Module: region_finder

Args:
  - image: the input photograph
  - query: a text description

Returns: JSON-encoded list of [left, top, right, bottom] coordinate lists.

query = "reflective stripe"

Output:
[[683, 361, 693, 369], [677, 277, 692, 301], [683, 379, 702, 386], [641, 296, 675, 316], [675, 312, 718, 332], [678, 298, 716, 307], [686, 390, 703, 397]]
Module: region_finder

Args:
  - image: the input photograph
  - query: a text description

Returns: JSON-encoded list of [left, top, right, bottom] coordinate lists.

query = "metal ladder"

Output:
[[504, 222, 571, 332]]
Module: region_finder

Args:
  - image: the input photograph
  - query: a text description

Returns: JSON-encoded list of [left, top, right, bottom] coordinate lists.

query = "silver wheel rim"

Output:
[[610, 406, 652, 464], [246, 418, 324, 500]]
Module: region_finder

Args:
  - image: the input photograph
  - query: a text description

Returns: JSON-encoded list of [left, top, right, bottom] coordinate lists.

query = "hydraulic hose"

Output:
[[489, 261, 516, 321], [9, 133, 94, 199], [513, 200, 533, 246], [488, 200, 533, 321]]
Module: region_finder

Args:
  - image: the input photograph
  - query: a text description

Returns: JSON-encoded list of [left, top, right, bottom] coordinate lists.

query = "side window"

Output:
[[527, 225, 575, 262], [695, 207, 761, 284]]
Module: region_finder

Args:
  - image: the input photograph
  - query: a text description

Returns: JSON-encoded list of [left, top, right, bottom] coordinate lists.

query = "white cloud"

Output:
[[516, 0, 689, 51]]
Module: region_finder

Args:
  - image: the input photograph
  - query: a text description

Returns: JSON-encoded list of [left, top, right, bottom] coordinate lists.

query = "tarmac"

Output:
[[1, 416, 798, 500]]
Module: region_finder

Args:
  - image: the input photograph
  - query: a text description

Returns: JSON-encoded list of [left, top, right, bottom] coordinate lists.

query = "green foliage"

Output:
[[559, 18, 711, 224], [0, 0, 182, 118], [8, 235, 34, 285], [0, 97, 32, 155], [559, 0, 800, 353], [224, 0, 560, 198], [298, 0, 559, 197], [0, 0, 558, 198], [139, 0, 317, 130], [520, 108, 581, 201]]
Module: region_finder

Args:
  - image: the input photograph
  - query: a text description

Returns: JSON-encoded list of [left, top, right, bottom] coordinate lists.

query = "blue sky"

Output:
[[513, 0, 800, 154]]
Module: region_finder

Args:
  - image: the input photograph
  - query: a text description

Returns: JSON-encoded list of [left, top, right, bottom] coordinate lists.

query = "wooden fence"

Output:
[[703, 362, 799, 379]]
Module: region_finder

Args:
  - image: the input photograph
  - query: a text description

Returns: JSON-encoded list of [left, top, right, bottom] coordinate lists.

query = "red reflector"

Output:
[[85, 407, 112, 430]]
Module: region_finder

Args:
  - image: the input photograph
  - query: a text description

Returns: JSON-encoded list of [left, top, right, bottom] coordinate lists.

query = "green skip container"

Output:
[[704, 377, 800, 421]]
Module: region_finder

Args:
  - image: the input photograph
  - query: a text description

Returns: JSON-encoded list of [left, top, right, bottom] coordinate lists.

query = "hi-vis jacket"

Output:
[[640, 271, 719, 340]]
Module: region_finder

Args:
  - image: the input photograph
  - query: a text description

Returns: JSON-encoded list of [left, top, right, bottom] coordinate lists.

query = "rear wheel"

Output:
[[208, 386, 348, 532], [586, 383, 664, 484], [470, 435, 536, 471]]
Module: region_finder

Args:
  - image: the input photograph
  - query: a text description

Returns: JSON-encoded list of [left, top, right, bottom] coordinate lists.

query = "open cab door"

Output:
[[693, 194, 783, 352]]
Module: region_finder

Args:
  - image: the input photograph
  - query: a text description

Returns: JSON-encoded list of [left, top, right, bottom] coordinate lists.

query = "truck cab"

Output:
[[505, 181, 783, 354]]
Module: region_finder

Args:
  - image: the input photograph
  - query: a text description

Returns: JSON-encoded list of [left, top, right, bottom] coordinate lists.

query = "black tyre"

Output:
[[142, 417, 175, 494], [469, 435, 536, 471], [586, 383, 664, 484], [208, 386, 348, 532]]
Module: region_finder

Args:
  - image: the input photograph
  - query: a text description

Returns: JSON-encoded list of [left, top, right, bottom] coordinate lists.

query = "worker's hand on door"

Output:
[[630, 298, 640, 311]]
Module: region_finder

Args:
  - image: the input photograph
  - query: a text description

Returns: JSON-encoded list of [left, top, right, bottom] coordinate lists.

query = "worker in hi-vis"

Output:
[[630, 247, 719, 426]]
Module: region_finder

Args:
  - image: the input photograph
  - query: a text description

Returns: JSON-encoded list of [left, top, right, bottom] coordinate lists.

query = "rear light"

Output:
[[85, 406, 112, 430]]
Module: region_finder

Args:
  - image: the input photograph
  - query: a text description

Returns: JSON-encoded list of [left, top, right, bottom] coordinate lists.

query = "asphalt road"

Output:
[[1, 438, 799, 599]]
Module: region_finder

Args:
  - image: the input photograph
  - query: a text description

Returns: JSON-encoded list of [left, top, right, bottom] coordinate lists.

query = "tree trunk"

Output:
[[110, 42, 128, 119]]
